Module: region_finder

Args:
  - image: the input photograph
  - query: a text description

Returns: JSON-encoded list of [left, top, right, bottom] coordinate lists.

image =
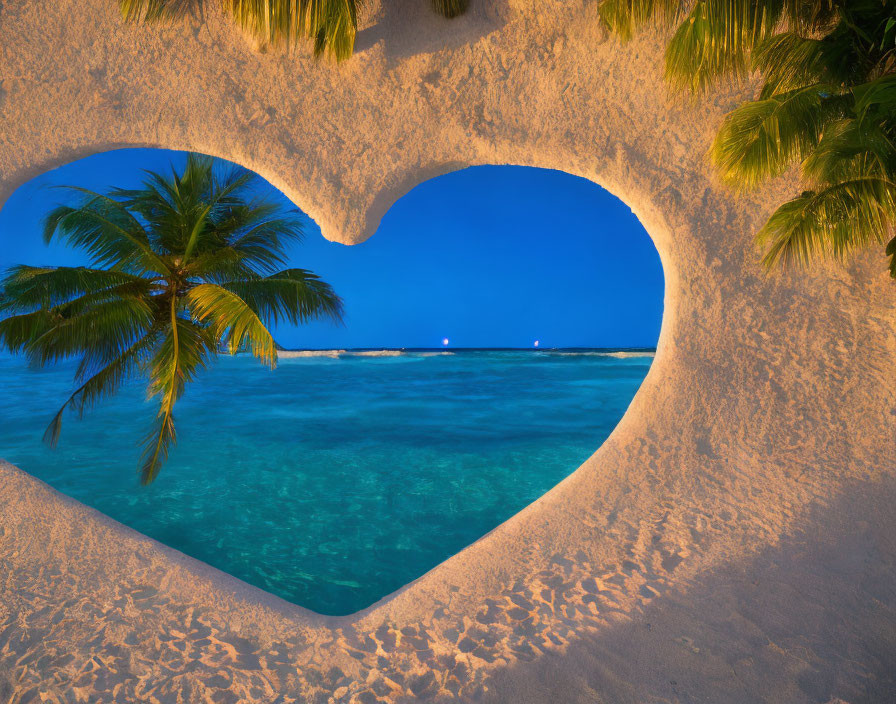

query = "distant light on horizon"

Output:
[[534, 340, 539, 347], [442, 338, 449, 346]]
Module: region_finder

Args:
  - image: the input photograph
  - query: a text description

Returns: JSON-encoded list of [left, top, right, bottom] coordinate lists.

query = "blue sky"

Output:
[[0, 150, 664, 349]]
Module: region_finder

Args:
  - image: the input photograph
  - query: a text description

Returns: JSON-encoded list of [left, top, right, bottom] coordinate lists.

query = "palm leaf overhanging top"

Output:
[[598, 0, 896, 277], [431, 0, 470, 20], [0, 153, 343, 484], [119, 0, 470, 61]]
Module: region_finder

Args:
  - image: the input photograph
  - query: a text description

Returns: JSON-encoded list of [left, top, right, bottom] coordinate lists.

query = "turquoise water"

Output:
[[0, 349, 653, 615]]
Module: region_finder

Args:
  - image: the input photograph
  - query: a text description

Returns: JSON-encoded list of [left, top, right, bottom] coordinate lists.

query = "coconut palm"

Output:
[[598, 0, 896, 277], [119, 0, 470, 61], [0, 154, 343, 484]]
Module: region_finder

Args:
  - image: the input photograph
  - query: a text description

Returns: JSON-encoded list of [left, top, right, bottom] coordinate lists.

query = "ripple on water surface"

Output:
[[0, 350, 653, 615]]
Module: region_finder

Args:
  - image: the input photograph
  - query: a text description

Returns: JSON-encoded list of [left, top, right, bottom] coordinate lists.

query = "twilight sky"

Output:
[[0, 149, 664, 349]]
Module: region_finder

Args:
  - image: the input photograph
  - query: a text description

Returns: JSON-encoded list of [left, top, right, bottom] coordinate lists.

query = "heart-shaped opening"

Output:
[[0, 149, 663, 615]]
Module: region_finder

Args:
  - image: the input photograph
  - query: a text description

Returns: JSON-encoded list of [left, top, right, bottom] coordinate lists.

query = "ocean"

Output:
[[0, 348, 654, 615]]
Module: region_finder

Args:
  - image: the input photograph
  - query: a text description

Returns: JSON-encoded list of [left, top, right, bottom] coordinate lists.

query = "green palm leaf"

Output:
[[44, 329, 161, 448], [711, 84, 849, 188], [118, 0, 193, 22], [119, 0, 470, 61], [185, 282, 278, 365], [23, 296, 155, 368], [44, 190, 169, 275], [598, 0, 683, 41], [185, 205, 305, 281], [754, 33, 831, 97], [0, 265, 156, 367], [223, 268, 344, 325], [141, 313, 216, 484], [431, 0, 469, 19], [0, 309, 62, 355], [599, 0, 896, 276], [0, 265, 150, 312], [664, 0, 783, 94], [758, 177, 896, 270], [804, 118, 896, 184], [119, 0, 360, 61]]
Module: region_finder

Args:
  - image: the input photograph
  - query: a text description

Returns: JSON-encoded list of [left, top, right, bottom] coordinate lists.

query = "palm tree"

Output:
[[0, 154, 343, 484], [598, 0, 896, 277], [118, 0, 470, 62]]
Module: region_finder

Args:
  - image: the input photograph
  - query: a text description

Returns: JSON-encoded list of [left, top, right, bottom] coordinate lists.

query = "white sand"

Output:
[[0, 0, 893, 701]]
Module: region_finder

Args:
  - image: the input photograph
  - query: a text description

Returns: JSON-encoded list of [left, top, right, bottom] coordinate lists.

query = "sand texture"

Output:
[[1, 0, 895, 701]]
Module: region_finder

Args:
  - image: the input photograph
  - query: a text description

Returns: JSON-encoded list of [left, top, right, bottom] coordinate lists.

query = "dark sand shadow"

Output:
[[466, 476, 896, 704], [355, 0, 511, 64]]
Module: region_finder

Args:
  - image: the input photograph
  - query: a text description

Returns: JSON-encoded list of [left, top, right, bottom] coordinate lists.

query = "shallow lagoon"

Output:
[[0, 349, 652, 615]]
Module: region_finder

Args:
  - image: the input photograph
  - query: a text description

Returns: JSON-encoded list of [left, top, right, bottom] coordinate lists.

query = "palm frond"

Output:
[[141, 309, 215, 484], [853, 73, 896, 121], [185, 282, 277, 365], [804, 117, 896, 184], [119, 154, 260, 259], [22, 295, 155, 368], [228, 215, 304, 270], [44, 189, 169, 275], [598, 0, 684, 41], [140, 410, 177, 485], [0, 310, 61, 355], [182, 247, 256, 282], [145, 315, 215, 403], [778, 0, 841, 32], [755, 33, 831, 97], [711, 84, 849, 188], [431, 0, 469, 20], [223, 268, 344, 326], [597, 0, 896, 276], [182, 202, 213, 263], [0, 283, 154, 367], [0, 265, 149, 313], [119, 0, 360, 60], [665, 0, 785, 94], [220, 0, 359, 61], [118, 0, 484, 59], [113, 182, 182, 256], [175, 154, 241, 261], [758, 177, 896, 270], [118, 0, 194, 22], [755, 9, 891, 98], [44, 330, 160, 448], [184, 204, 304, 279]]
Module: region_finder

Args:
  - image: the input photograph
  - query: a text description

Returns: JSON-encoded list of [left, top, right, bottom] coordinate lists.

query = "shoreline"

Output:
[[275, 347, 658, 359]]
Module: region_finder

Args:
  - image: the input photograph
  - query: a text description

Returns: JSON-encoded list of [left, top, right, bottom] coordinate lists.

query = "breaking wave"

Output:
[[278, 350, 346, 359], [541, 350, 655, 358]]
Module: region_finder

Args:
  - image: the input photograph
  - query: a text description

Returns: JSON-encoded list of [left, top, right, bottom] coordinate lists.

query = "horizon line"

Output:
[[277, 346, 659, 352]]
